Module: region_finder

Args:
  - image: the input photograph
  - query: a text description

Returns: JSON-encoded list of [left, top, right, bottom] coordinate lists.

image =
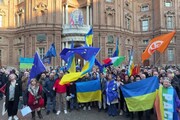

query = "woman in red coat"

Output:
[[26, 78, 44, 120]]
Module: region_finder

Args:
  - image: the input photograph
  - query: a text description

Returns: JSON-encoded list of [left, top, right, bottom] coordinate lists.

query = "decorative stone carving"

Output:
[[139, 14, 151, 21], [0, 9, 5, 16], [34, 2, 47, 12], [16, 8, 24, 15], [105, 6, 115, 15], [164, 11, 175, 17], [125, 13, 132, 19]]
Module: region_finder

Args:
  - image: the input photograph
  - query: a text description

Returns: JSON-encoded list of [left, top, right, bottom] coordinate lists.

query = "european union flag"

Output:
[[95, 59, 104, 73], [28, 52, 46, 85], [60, 47, 100, 62], [43, 43, 56, 64]]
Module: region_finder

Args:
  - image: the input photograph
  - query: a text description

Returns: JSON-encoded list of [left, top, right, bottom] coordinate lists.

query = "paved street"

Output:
[[0, 98, 156, 120]]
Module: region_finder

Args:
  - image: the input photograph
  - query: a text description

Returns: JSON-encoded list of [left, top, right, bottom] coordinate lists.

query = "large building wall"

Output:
[[0, 0, 179, 68]]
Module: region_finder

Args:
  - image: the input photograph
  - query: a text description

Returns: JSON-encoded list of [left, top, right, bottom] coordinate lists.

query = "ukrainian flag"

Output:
[[120, 76, 159, 111], [66, 40, 76, 73], [85, 28, 93, 46], [76, 79, 102, 103]]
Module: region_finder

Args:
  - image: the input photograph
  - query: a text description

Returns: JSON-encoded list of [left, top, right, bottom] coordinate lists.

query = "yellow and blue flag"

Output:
[[76, 79, 101, 103], [66, 40, 76, 73], [85, 28, 93, 46], [59, 47, 100, 85], [120, 76, 159, 111]]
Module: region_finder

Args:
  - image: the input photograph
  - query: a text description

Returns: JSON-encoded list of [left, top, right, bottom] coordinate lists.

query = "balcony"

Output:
[[62, 24, 91, 36]]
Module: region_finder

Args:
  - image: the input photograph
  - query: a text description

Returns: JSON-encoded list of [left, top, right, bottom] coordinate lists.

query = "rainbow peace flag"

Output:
[[120, 76, 159, 111], [127, 49, 134, 76], [155, 85, 179, 120], [76, 79, 101, 103]]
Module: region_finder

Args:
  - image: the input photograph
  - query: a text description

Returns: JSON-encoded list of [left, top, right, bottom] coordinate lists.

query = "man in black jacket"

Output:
[[5, 73, 22, 120]]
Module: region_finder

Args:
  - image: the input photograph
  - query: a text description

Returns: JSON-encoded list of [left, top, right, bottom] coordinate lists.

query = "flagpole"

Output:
[[53, 34, 55, 69], [155, 54, 161, 66]]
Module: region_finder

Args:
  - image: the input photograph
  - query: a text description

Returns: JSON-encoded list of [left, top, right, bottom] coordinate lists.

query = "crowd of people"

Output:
[[0, 65, 180, 120]]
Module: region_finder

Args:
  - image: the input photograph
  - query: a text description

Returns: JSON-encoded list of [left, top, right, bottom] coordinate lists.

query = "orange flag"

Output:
[[142, 31, 176, 62]]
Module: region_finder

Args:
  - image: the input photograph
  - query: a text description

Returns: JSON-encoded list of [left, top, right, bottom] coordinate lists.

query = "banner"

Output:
[[19, 57, 34, 69], [155, 86, 179, 120]]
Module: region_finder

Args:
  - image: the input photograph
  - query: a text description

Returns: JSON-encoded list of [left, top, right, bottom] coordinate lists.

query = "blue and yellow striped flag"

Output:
[[85, 28, 93, 46], [76, 79, 102, 103], [67, 40, 76, 73], [120, 76, 159, 111]]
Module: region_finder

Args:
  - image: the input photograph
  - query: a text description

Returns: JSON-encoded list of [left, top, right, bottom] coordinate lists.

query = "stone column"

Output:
[[65, 4, 68, 24], [63, 5, 65, 25], [66, 41, 68, 48], [62, 42, 65, 66], [86, 5, 89, 25], [90, 6, 92, 25]]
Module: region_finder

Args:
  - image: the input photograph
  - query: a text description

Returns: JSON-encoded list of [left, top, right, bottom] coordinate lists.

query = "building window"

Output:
[[165, 1, 172, 7], [168, 49, 174, 61], [39, 47, 45, 58], [166, 16, 173, 29], [127, 49, 131, 61], [141, 5, 149, 12], [107, 35, 114, 44], [142, 19, 149, 31], [18, 49, 22, 57], [0, 15, 3, 27], [143, 39, 149, 44], [108, 48, 113, 57], [170, 37, 175, 43], [18, 0, 24, 4], [106, 0, 113, 2], [126, 18, 131, 30]]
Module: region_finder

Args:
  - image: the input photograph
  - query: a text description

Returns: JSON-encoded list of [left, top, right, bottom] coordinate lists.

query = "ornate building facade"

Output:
[[0, 0, 179, 68]]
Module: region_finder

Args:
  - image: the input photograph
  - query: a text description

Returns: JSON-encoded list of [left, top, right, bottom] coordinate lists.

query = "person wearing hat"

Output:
[[5, 74, 22, 120]]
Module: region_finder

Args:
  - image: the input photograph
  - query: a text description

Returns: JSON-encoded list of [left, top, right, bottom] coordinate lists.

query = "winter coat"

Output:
[[53, 79, 68, 93], [5, 80, 22, 110], [44, 78, 56, 97], [26, 85, 44, 110]]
